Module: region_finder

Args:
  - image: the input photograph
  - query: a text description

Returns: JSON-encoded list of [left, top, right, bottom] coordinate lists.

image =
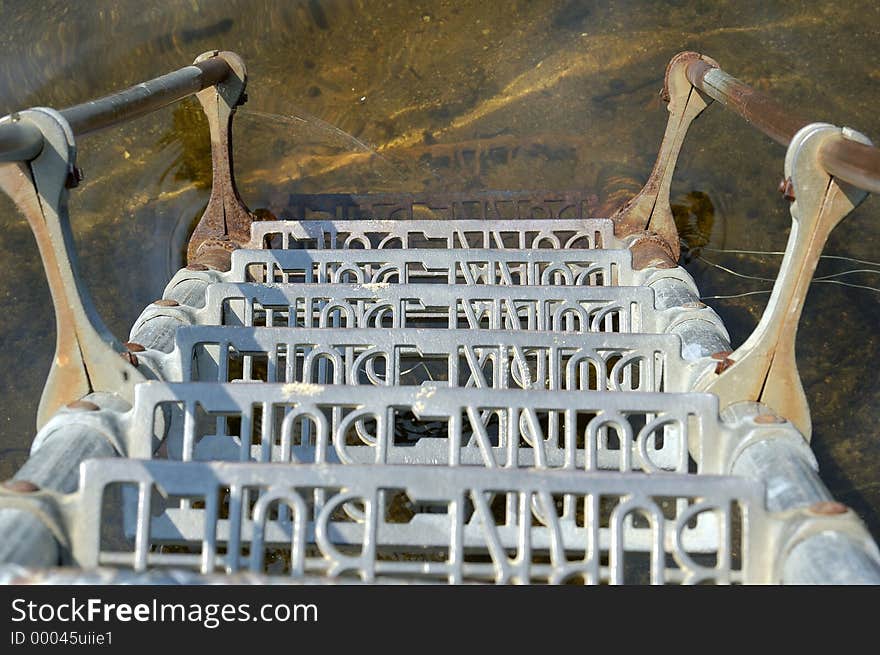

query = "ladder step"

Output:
[[159, 281, 660, 333], [129, 381, 713, 473], [228, 247, 630, 286], [161, 325, 689, 393], [76, 458, 760, 584], [249, 218, 616, 251]]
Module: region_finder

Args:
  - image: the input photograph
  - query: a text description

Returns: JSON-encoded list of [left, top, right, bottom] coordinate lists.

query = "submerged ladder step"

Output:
[[249, 218, 616, 251]]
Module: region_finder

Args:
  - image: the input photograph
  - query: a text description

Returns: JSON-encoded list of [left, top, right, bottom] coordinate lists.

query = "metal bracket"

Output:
[[697, 123, 870, 439], [0, 485, 77, 563], [186, 51, 254, 271], [610, 52, 717, 265], [0, 109, 145, 429], [752, 503, 880, 584]]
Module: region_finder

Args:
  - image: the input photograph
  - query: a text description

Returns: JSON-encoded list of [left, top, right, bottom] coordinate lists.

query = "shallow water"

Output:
[[0, 0, 878, 540]]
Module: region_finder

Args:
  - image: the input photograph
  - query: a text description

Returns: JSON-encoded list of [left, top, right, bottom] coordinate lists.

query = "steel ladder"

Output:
[[0, 50, 878, 584]]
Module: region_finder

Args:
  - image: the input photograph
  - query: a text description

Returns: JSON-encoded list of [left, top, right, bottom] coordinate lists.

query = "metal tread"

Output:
[[248, 218, 615, 251], [160, 325, 691, 393], [153, 281, 662, 333], [74, 458, 759, 584], [125, 381, 714, 472], [228, 247, 631, 286]]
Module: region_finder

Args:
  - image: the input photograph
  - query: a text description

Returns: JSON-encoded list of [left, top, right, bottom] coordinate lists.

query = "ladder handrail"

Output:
[[685, 57, 880, 194], [0, 55, 232, 161]]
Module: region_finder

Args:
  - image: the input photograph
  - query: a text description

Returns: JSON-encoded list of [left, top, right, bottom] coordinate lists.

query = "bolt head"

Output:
[[778, 177, 795, 202], [711, 351, 734, 374]]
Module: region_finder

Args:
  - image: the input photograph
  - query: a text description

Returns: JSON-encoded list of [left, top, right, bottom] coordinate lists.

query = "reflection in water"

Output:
[[157, 100, 212, 190], [0, 1, 878, 540], [673, 191, 715, 264]]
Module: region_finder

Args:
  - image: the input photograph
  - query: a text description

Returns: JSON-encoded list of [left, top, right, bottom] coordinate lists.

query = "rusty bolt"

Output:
[[123, 341, 146, 352], [682, 301, 707, 309], [754, 414, 786, 424], [711, 350, 735, 374], [2, 479, 39, 493], [120, 351, 139, 367], [186, 263, 209, 271], [153, 299, 180, 307], [66, 400, 99, 411], [809, 501, 848, 516], [778, 177, 795, 202]]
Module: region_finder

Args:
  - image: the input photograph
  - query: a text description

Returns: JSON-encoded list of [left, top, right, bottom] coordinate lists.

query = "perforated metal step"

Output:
[[76, 459, 760, 584], [249, 218, 615, 250], [229, 247, 628, 286], [150, 282, 658, 332]]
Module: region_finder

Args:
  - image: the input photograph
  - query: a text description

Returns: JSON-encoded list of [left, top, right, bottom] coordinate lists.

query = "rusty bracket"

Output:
[[611, 52, 718, 267], [696, 123, 870, 439], [0, 109, 145, 429], [186, 50, 255, 271]]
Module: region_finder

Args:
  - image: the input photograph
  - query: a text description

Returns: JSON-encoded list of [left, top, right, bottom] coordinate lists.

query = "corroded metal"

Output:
[[609, 52, 718, 263], [186, 51, 255, 271], [686, 58, 880, 195], [60, 57, 233, 136]]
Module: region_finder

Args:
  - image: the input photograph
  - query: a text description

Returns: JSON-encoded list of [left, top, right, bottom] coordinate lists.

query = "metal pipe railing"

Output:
[[0, 56, 232, 162], [686, 59, 880, 194]]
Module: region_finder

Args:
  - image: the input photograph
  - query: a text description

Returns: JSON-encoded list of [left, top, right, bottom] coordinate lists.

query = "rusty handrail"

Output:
[[0, 56, 233, 161], [685, 59, 880, 194]]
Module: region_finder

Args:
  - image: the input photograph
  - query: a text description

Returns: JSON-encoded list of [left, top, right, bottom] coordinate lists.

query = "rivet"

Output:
[[778, 177, 795, 202], [711, 350, 734, 374]]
